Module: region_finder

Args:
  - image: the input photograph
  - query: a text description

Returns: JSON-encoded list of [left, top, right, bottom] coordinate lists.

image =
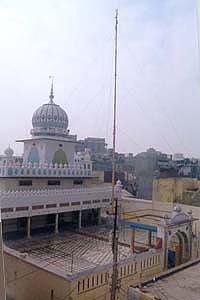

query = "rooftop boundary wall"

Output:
[[4, 246, 163, 300]]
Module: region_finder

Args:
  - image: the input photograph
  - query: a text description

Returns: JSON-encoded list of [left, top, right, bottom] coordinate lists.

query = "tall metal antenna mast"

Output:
[[111, 9, 118, 213], [110, 9, 119, 300]]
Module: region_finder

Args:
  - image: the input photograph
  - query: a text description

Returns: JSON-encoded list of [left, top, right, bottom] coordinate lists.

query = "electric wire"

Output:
[[122, 41, 191, 155], [70, 41, 113, 136], [120, 80, 175, 153], [65, 35, 113, 118], [64, 31, 114, 108], [118, 127, 146, 153]]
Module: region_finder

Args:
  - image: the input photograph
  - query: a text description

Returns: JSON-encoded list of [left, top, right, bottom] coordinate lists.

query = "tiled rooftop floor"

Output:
[[6, 231, 133, 276]]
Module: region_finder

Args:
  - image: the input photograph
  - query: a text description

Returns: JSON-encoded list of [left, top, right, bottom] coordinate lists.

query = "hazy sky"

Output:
[[0, 0, 199, 157]]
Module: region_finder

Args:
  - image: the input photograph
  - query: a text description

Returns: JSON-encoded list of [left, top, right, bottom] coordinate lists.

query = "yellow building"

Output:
[[153, 177, 200, 205], [152, 177, 200, 234]]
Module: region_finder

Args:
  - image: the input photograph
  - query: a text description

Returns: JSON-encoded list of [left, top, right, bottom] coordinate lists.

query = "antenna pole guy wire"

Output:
[[110, 9, 119, 300]]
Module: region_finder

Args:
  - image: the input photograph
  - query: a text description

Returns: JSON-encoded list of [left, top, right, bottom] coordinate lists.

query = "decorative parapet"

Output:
[[0, 186, 113, 219], [0, 186, 110, 198], [0, 161, 92, 178]]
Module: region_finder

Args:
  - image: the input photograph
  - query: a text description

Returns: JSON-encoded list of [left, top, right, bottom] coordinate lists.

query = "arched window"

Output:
[[27, 146, 40, 164], [52, 149, 68, 165]]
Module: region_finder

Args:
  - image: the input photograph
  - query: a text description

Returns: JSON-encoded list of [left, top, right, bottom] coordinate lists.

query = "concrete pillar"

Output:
[[55, 213, 59, 234], [0, 220, 6, 300], [27, 216, 31, 239], [79, 210, 82, 229], [97, 208, 101, 225], [131, 227, 135, 252], [188, 222, 193, 259], [163, 227, 168, 270]]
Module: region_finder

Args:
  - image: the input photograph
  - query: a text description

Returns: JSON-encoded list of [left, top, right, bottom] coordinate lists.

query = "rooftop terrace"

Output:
[[5, 231, 133, 279]]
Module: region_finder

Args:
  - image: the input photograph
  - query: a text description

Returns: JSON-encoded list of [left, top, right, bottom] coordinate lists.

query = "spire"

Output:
[[49, 75, 54, 103]]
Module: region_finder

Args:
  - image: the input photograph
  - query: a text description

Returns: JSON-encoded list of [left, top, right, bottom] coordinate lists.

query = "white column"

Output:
[[79, 210, 82, 229], [55, 213, 59, 234], [0, 218, 6, 300], [27, 216, 31, 239]]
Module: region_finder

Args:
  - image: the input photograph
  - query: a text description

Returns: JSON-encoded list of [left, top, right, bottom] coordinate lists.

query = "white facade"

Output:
[[22, 138, 76, 164]]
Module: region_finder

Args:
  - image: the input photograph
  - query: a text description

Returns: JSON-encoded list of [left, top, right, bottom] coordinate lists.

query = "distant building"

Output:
[[134, 147, 200, 200], [76, 137, 107, 160], [134, 148, 168, 200], [173, 153, 184, 161], [153, 176, 200, 208], [76, 138, 137, 195]]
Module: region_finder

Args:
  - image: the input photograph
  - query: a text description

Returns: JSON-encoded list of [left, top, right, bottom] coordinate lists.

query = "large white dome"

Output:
[[32, 101, 69, 130], [31, 85, 69, 138]]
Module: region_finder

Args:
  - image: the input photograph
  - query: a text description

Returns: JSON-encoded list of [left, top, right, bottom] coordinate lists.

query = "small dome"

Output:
[[4, 146, 14, 157]]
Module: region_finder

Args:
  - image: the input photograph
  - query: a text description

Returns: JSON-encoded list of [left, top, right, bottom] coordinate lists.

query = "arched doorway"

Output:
[[179, 231, 189, 263], [168, 231, 189, 268]]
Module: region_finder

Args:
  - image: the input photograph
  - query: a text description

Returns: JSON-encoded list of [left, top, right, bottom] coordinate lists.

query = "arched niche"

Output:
[[27, 146, 40, 164], [52, 149, 68, 165]]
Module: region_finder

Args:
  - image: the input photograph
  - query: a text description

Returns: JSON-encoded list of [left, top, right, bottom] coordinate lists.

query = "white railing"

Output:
[[0, 186, 112, 219], [0, 161, 92, 178], [0, 186, 111, 198]]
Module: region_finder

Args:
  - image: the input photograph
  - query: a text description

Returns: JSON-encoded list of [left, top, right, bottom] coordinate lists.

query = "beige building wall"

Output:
[[0, 177, 103, 191], [91, 171, 105, 184], [0, 178, 73, 190], [152, 177, 200, 205], [5, 251, 71, 300], [5, 249, 163, 300], [122, 197, 152, 215]]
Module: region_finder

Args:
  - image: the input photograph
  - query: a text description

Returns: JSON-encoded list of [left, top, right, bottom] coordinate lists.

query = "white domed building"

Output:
[[18, 84, 77, 165], [0, 83, 113, 238], [0, 83, 119, 300]]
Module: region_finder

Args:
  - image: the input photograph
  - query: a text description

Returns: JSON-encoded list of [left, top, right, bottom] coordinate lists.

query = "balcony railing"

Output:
[[0, 161, 92, 178]]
